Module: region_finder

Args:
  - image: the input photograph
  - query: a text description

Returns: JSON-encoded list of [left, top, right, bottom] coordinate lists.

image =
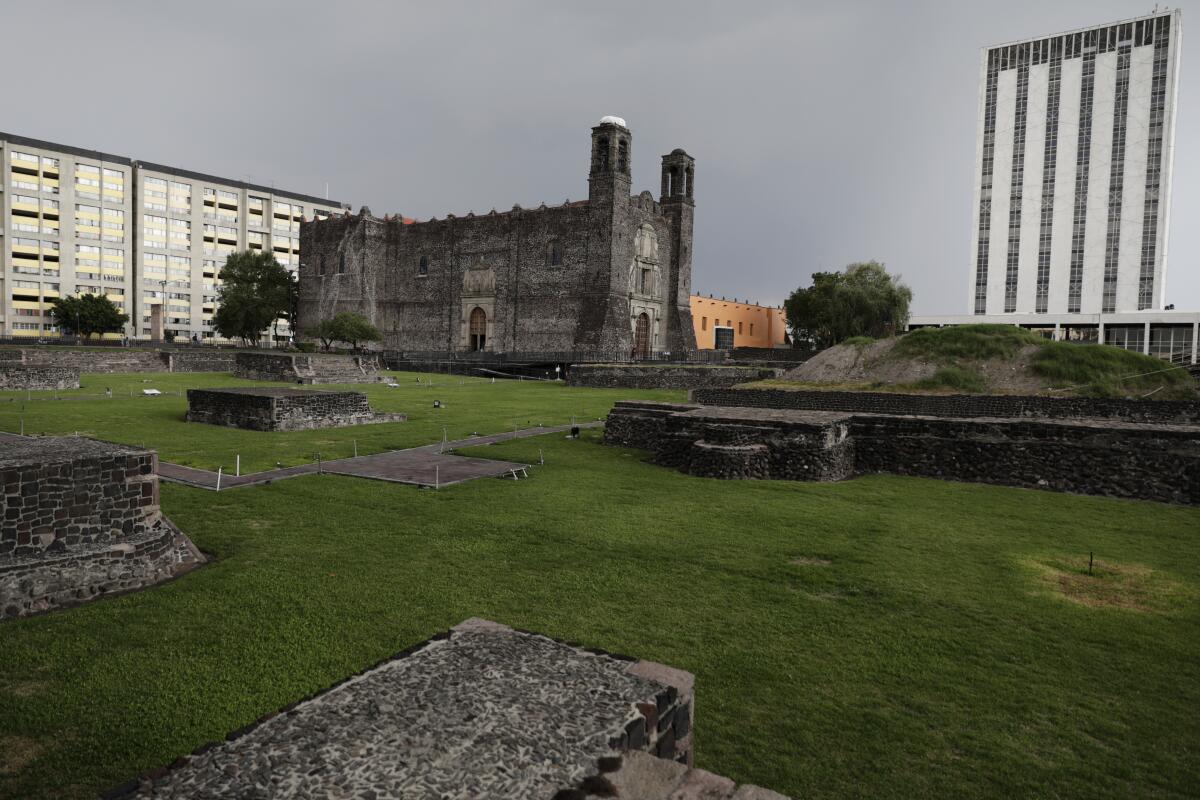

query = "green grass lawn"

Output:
[[0, 371, 684, 472], [0, 427, 1197, 799]]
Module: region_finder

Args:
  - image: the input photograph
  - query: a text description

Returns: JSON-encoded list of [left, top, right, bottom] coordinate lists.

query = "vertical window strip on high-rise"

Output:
[[1101, 33, 1133, 314], [1003, 44, 1031, 313], [1067, 32, 1097, 313], [974, 49, 1000, 314], [1137, 15, 1171, 310], [1035, 36, 1063, 312]]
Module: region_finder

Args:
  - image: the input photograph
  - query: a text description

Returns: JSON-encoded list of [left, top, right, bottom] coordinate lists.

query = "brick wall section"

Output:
[[604, 401, 1200, 505], [567, 364, 778, 390], [186, 387, 404, 431], [693, 388, 1200, 425], [0, 347, 236, 374], [233, 352, 382, 384], [0, 365, 79, 390], [0, 438, 159, 557]]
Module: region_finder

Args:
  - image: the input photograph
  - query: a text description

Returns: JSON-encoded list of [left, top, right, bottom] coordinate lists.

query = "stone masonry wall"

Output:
[[186, 388, 403, 431], [0, 438, 159, 557], [0, 347, 236, 374], [233, 352, 382, 384], [0, 436, 204, 620], [298, 123, 697, 357], [693, 387, 1200, 425], [0, 365, 80, 390], [605, 401, 1200, 504], [567, 364, 778, 390]]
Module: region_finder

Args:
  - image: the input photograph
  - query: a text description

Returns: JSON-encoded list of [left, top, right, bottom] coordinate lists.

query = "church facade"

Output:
[[297, 118, 697, 356]]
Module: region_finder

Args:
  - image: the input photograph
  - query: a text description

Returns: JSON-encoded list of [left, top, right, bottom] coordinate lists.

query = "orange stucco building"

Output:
[[690, 295, 788, 350]]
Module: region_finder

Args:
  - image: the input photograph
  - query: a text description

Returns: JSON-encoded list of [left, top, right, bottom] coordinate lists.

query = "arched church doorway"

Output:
[[633, 313, 650, 358], [469, 307, 487, 352]]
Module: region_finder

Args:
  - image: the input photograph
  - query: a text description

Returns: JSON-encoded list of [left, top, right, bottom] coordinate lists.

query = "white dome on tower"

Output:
[[599, 115, 627, 128]]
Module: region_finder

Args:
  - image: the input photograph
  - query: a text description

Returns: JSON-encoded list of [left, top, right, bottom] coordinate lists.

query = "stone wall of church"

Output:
[[298, 122, 697, 358]]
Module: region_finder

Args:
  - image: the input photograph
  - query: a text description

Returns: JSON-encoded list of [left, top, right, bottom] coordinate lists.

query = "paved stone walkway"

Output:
[[154, 422, 602, 490]]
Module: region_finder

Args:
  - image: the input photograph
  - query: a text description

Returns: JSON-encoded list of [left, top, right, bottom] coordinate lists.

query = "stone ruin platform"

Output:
[[186, 387, 406, 432], [112, 618, 788, 799], [605, 400, 1200, 505], [0, 436, 204, 620], [234, 351, 385, 384], [0, 363, 80, 390]]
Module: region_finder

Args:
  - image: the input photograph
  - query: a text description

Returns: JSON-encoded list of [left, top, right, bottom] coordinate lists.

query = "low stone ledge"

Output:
[[693, 387, 1200, 425], [0, 518, 204, 620], [568, 364, 779, 390]]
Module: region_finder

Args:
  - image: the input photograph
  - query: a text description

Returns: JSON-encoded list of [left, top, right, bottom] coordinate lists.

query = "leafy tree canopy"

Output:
[[305, 312, 381, 351], [212, 250, 295, 345], [784, 261, 912, 349], [48, 294, 129, 339]]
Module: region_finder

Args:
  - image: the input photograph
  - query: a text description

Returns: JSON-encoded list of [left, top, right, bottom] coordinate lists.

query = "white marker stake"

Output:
[[353, 439, 358, 458], [216, 467, 222, 492], [435, 465, 439, 491], [236, 455, 240, 477]]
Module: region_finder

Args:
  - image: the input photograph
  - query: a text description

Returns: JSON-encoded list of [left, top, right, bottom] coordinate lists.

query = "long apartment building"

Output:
[[0, 132, 349, 341]]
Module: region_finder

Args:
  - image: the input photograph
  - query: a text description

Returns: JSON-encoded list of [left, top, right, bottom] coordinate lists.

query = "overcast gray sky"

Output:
[[8, 1, 1197, 313]]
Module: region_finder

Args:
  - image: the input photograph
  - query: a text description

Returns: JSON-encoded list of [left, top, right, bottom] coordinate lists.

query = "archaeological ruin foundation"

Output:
[[0, 436, 204, 620], [186, 387, 405, 432], [606, 394, 1200, 505], [109, 618, 787, 799]]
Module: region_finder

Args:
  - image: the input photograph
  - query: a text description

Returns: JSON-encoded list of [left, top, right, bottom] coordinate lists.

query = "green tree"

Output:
[[304, 318, 339, 352], [329, 312, 382, 351], [212, 251, 294, 345], [48, 294, 129, 340], [785, 261, 911, 348]]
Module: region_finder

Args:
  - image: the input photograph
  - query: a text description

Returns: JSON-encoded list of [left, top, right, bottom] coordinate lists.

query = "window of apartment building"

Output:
[[103, 167, 122, 177], [76, 164, 99, 175], [218, 190, 237, 202], [169, 181, 190, 192], [146, 176, 166, 187]]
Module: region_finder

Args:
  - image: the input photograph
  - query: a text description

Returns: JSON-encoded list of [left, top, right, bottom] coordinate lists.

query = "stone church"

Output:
[[297, 117, 697, 356]]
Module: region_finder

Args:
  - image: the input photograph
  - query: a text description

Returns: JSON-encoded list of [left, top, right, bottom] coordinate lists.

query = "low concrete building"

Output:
[[908, 310, 1200, 365]]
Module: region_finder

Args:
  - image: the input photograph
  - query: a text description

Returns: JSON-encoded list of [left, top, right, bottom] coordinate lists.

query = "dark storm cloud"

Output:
[[8, 0, 1197, 311]]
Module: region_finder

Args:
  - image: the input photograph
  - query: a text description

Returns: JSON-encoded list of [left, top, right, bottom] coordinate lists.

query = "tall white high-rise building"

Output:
[[969, 11, 1183, 316]]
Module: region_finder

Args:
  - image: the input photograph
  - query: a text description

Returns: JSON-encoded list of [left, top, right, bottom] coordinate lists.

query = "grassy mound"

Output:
[[766, 325, 1197, 399], [891, 324, 1041, 362]]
